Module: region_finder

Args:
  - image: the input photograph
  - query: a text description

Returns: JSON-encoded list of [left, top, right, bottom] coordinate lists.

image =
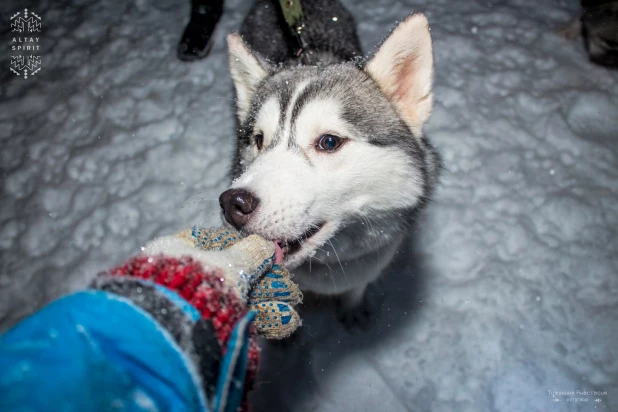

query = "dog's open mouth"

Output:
[[277, 222, 326, 257]]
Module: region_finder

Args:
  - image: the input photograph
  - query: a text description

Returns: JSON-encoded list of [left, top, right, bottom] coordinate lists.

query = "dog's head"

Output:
[[220, 14, 436, 268]]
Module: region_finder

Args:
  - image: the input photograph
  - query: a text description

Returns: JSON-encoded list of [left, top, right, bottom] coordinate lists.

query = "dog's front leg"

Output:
[[336, 283, 375, 329], [334, 238, 403, 329]]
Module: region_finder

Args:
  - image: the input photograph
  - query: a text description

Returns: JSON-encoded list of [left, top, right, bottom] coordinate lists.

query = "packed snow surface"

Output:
[[1, 0, 617, 411]]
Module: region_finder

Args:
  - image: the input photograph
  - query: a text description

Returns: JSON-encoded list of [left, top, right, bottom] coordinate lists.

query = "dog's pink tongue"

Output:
[[274, 241, 285, 264]]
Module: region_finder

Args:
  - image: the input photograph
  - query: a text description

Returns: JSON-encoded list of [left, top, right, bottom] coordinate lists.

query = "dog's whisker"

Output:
[[181, 190, 209, 203], [310, 255, 337, 290], [180, 190, 221, 209], [360, 212, 381, 267], [364, 214, 377, 236], [327, 239, 349, 287], [312, 246, 335, 271]]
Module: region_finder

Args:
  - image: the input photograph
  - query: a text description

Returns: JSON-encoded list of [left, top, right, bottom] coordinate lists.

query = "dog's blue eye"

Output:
[[317, 134, 343, 152]]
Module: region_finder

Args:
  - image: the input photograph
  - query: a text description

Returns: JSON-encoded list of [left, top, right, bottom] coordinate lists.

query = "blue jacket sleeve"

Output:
[[0, 290, 207, 412]]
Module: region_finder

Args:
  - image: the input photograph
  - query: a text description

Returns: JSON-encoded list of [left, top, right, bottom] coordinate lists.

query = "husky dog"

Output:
[[218, 0, 440, 321]]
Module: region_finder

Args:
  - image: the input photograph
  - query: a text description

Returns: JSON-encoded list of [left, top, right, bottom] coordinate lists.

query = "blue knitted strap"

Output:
[[0, 290, 208, 412], [214, 311, 256, 412], [153, 283, 201, 322]]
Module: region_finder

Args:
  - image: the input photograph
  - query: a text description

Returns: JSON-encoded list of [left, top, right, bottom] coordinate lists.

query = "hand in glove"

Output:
[[96, 226, 303, 410], [1, 227, 302, 412], [136, 226, 303, 339]]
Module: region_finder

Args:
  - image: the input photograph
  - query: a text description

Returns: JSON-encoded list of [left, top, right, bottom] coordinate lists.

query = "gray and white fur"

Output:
[[223, 0, 440, 319]]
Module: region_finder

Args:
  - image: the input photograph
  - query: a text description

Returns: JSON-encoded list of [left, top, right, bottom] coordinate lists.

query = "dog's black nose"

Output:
[[219, 188, 259, 229]]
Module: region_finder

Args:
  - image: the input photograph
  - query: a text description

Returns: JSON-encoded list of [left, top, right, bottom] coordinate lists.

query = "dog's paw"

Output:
[[337, 302, 373, 330], [336, 287, 377, 330]]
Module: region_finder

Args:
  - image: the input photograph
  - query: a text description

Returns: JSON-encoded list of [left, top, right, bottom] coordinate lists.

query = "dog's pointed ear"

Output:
[[227, 33, 270, 123], [365, 13, 434, 136]]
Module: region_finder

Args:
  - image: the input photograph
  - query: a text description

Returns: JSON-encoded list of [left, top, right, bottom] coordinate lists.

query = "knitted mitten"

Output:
[[184, 227, 302, 339], [142, 227, 303, 338]]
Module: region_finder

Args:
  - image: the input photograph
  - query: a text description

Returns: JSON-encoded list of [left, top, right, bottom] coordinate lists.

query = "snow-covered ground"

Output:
[[1, 0, 617, 410]]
